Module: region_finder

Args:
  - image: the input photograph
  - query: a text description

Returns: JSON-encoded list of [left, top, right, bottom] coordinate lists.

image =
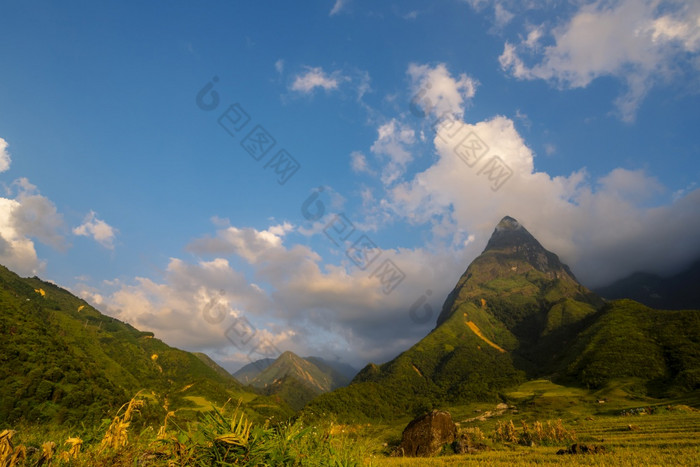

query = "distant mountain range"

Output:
[[306, 216, 700, 421], [594, 259, 700, 310], [0, 265, 292, 426], [234, 352, 357, 410]]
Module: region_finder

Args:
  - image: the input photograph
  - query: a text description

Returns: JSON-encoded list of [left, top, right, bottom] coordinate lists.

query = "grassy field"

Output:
[[2, 380, 699, 466], [365, 379, 700, 466], [374, 411, 700, 466]]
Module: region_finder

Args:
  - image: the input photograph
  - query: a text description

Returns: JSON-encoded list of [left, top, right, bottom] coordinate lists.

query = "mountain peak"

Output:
[[279, 350, 298, 360], [483, 215, 544, 255], [495, 215, 521, 230], [436, 216, 601, 328]]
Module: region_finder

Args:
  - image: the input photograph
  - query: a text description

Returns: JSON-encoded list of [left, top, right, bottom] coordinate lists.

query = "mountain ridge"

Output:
[[243, 351, 355, 410], [306, 216, 700, 421], [0, 264, 292, 425], [594, 259, 700, 310]]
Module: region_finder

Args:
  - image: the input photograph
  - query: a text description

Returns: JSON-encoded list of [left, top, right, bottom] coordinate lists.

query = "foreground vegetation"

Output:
[[2, 380, 699, 466], [1, 395, 373, 466]]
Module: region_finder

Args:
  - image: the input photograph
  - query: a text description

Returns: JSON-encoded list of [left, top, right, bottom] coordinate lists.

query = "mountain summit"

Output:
[[242, 351, 354, 410], [307, 216, 698, 422], [307, 216, 607, 420], [436, 216, 600, 334], [483, 216, 571, 275]]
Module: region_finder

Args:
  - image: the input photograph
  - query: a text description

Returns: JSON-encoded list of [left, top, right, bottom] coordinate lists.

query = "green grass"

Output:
[[181, 396, 217, 412], [3, 383, 700, 466], [505, 379, 589, 399]]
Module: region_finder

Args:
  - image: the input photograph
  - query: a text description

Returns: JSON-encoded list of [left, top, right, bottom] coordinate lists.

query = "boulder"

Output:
[[397, 410, 457, 457]]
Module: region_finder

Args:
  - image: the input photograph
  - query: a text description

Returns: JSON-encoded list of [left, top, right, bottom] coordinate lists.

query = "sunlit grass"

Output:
[[2, 389, 699, 466]]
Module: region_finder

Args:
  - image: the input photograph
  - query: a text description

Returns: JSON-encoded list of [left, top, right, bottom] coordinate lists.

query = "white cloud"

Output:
[[330, 0, 348, 16], [95, 216, 470, 367], [0, 197, 44, 276], [350, 151, 373, 175], [355, 70, 371, 100], [408, 63, 477, 118], [493, 2, 514, 28], [0, 175, 69, 275], [290, 66, 343, 94], [187, 222, 301, 268], [0, 138, 11, 173], [72, 281, 104, 305], [499, 0, 700, 121], [275, 59, 284, 74], [385, 111, 700, 287], [73, 211, 117, 249], [103, 257, 274, 350], [370, 119, 416, 185], [10, 178, 66, 250]]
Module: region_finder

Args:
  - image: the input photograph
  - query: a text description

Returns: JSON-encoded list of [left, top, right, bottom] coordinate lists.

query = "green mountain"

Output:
[[563, 299, 700, 394], [434, 216, 603, 373], [247, 351, 351, 410], [234, 355, 355, 388], [594, 259, 700, 310], [233, 358, 276, 384], [0, 265, 291, 427], [306, 216, 700, 422], [193, 352, 239, 383], [305, 356, 357, 386]]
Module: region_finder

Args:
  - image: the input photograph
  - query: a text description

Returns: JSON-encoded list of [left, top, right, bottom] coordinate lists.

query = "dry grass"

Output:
[[100, 392, 145, 452], [60, 437, 83, 461], [491, 419, 575, 446]]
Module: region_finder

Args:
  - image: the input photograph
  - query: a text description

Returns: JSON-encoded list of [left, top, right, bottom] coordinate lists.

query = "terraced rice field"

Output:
[[375, 411, 700, 466]]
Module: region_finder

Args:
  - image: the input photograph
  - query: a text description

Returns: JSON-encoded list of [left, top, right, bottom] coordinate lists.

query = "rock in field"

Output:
[[396, 410, 457, 457]]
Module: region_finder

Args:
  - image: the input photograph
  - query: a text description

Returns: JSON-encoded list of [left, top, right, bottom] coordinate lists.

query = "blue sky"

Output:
[[1, 0, 699, 371]]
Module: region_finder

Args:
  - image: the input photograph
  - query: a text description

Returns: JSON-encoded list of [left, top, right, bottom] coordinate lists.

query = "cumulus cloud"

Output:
[[73, 211, 117, 249], [0, 138, 11, 173], [408, 63, 477, 118], [0, 197, 44, 276], [102, 258, 275, 351], [289, 65, 371, 102], [370, 119, 416, 185], [387, 111, 700, 287], [290, 66, 344, 94], [186, 222, 298, 267], [9, 178, 66, 250], [94, 215, 471, 368], [493, 2, 514, 28], [498, 0, 700, 121], [71, 281, 105, 305], [0, 176, 69, 275], [350, 151, 373, 175]]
